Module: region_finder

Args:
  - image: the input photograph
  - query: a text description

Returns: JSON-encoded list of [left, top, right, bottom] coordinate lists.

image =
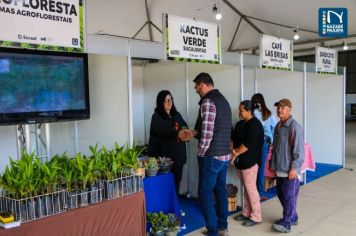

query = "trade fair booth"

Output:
[[0, 2, 346, 236]]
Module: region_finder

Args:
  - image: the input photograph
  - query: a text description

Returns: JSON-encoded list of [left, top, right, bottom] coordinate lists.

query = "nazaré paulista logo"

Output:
[[319, 8, 348, 37]]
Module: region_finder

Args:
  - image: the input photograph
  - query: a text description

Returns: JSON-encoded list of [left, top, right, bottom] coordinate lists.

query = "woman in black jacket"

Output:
[[148, 90, 191, 195]]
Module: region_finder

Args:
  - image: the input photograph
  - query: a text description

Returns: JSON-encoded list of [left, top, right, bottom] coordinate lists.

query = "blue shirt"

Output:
[[254, 110, 278, 142]]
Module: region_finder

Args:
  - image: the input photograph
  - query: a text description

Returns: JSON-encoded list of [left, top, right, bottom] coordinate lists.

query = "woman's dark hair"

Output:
[[154, 90, 177, 119], [239, 100, 257, 115], [251, 93, 271, 121]]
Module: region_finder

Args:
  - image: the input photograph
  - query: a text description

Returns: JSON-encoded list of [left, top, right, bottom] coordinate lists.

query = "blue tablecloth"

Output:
[[143, 172, 181, 217]]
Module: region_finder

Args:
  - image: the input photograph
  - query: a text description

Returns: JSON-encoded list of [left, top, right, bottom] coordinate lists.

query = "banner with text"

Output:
[[316, 46, 337, 74], [165, 14, 221, 64], [0, 0, 84, 52], [260, 34, 293, 71]]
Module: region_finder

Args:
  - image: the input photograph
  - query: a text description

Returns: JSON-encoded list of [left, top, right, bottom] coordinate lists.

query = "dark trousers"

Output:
[[171, 162, 184, 195], [276, 177, 300, 227], [198, 156, 229, 236]]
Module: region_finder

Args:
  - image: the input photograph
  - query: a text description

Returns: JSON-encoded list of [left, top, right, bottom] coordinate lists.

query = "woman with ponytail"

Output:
[[251, 93, 278, 201], [231, 100, 264, 227]]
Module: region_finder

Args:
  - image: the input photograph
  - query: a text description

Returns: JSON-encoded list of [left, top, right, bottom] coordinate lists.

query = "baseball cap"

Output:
[[274, 98, 292, 108]]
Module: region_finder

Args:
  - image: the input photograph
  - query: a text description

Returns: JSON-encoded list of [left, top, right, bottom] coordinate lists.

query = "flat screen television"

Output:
[[0, 47, 90, 125]]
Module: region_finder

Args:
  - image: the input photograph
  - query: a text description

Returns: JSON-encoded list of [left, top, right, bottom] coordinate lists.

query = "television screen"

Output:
[[0, 47, 89, 125]]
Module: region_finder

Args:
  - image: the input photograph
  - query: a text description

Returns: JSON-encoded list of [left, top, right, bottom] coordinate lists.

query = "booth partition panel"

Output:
[[243, 68, 257, 100], [132, 66, 145, 145], [256, 69, 304, 128], [306, 73, 344, 165]]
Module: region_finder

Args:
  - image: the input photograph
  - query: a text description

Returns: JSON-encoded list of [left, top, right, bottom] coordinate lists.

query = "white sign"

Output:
[[260, 34, 293, 70], [165, 14, 221, 64], [0, 0, 83, 50], [316, 47, 337, 74]]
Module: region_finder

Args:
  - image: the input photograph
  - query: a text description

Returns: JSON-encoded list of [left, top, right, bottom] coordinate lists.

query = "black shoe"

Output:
[[242, 219, 260, 227], [178, 194, 187, 199], [234, 214, 249, 221]]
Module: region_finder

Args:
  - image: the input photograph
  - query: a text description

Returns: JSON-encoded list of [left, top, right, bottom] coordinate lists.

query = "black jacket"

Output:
[[232, 117, 264, 169], [148, 111, 187, 165]]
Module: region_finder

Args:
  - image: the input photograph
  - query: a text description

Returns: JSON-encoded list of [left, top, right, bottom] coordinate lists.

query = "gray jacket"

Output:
[[270, 116, 304, 174]]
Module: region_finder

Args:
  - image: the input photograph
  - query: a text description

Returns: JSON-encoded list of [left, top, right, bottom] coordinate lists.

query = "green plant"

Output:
[[167, 213, 181, 232], [121, 145, 142, 172], [73, 153, 95, 190], [146, 157, 159, 169], [146, 211, 169, 233], [0, 151, 41, 198], [40, 157, 60, 194], [158, 157, 173, 166]]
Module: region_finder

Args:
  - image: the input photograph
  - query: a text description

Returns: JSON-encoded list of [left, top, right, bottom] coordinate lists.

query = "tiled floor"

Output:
[[187, 121, 356, 236]]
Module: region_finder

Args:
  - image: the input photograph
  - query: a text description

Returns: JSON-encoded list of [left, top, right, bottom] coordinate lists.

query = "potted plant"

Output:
[[165, 213, 181, 236], [146, 211, 169, 236], [158, 157, 174, 174], [145, 157, 159, 177]]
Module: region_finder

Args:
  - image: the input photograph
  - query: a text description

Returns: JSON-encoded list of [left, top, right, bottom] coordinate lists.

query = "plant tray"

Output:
[[66, 182, 103, 210], [0, 189, 66, 223], [101, 174, 143, 200]]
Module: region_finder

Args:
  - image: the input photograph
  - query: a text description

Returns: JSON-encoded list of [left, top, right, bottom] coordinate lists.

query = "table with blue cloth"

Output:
[[143, 172, 181, 217]]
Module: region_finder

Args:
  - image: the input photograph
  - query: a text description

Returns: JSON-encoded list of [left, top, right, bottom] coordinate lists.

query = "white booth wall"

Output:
[[255, 69, 304, 129], [141, 62, 242, 201], [52, 54, 130, 155], [306, 73, 344, 165], [243, 68, 257, 100]]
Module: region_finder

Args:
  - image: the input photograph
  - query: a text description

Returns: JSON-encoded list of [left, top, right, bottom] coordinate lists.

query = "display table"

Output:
[[143, 172, 181, 217], [0, 191, 146, 236]]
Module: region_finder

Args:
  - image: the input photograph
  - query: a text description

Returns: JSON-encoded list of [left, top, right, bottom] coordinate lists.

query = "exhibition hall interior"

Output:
[[0, 0, 355, 235]]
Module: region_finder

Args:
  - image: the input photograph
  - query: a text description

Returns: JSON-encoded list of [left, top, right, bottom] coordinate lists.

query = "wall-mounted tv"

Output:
[[0, 47, 90, 125]]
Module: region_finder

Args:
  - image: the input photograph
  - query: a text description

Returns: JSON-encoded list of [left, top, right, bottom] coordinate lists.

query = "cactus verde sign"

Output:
[[165, 14, 221, 64], [260, 34, 293, 71], [0, 0, 84, 52], [315, 47, 337, 75]]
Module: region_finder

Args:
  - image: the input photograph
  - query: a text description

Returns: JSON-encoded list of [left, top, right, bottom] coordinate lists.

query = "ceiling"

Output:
[[86, 0, 356, 55]]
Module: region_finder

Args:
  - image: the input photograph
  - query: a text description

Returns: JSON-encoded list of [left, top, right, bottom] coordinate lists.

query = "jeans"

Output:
[[276, 177, 300, 228], [257, 140, 269, 195], [198, 156, 229, 236]]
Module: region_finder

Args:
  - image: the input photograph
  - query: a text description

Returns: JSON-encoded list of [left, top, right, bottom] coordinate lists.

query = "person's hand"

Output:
[[230, 149, 238, 165], [231, 149, 238, 158], [230, 156, 236, 166], [288, 169, 298, 180], [178, 129, 193, 142]]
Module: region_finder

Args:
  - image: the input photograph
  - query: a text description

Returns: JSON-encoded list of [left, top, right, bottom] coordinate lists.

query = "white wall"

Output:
[[243, 68, 256, 100], [46, 54, 130, 157], [256, 69, 304, 128], [132, 65, 146, 145], [306, 73, 344, 165], [0, 126, 17, 172]]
